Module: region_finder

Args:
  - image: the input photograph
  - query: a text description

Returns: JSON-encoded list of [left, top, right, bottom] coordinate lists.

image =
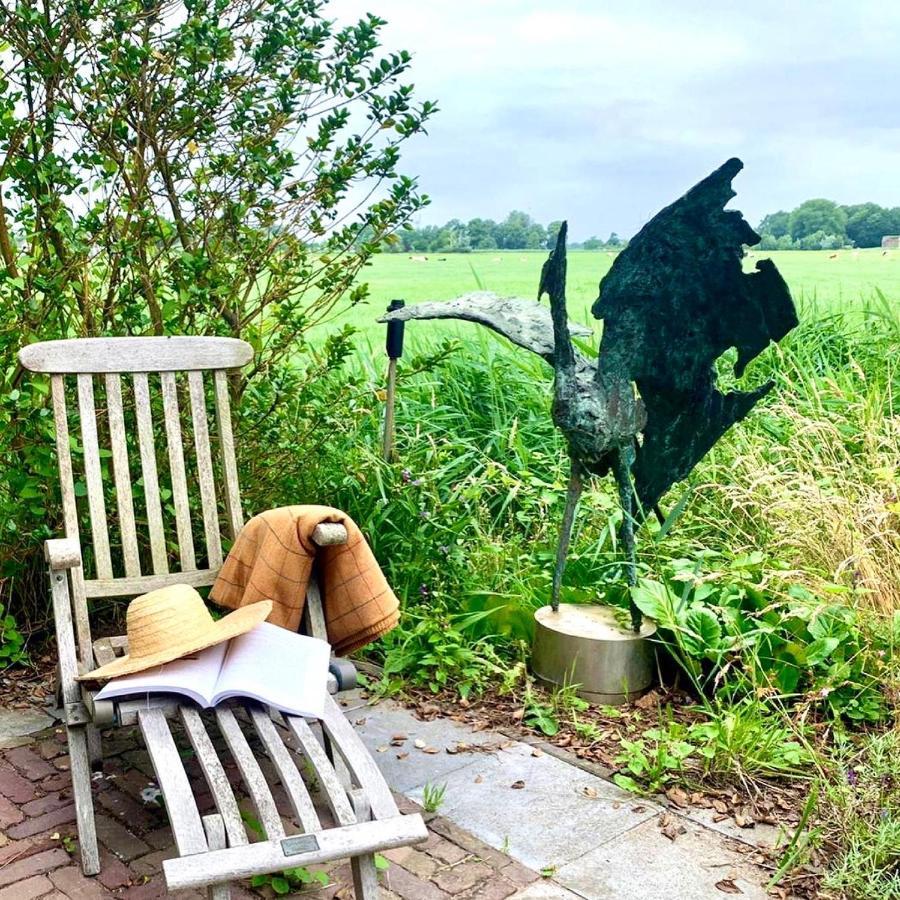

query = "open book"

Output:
[[95, 622, 330, 718]]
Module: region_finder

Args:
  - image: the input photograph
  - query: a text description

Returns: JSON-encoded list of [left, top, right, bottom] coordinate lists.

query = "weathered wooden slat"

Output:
[[105, 374, 140, 577], [133, 373, 169, 575], [47, 553, 100, 875], [319, 695, 398, 820], [92, 637, 117, 667], [137, 707, 207, 856], [188, 371, 223, 569], [283, 716, 355, 826], [67, 725, 101, 874], [248, 706, 319, 833], [214, 707, 284, 839], [180, 707, 248, 848], [83, 568, 216, 598], [348, 790, 380, 899], [302, 579, 328, 643], [202, 815, 231, 900], [77, 375, 113, 580], [213, 371, 243, 540], [19, 336, 253, 374], [50, 378, 79, 544], [165, 815, 428, 892], [160, 372, 196, 571], [49, 384, 93, 668]]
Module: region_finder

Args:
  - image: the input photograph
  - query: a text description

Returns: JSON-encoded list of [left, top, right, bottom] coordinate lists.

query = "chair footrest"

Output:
[[163, 813, 428, 891]]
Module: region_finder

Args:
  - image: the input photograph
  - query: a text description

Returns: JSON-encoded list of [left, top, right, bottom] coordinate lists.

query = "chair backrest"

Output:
[[19, 336, 253, 665]]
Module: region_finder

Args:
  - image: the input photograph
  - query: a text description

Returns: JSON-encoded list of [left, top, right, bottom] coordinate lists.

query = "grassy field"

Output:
[[333, 248, 900, 346]]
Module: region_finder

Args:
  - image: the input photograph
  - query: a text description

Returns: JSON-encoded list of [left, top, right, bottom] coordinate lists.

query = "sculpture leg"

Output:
[[614, 446, 641, 632], [551, 463, 584, 612]]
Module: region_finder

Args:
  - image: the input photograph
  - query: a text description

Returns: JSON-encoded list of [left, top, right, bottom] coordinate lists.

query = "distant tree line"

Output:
[[384, 211, 624, 253], [757, 200, 900, 250]]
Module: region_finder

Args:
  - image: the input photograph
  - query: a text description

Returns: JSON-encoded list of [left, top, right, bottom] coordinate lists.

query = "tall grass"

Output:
[[693, 309, 900, 614]]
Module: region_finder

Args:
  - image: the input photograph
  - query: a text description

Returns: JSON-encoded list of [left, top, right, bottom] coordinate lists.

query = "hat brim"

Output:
[[77, 600, 273, 681]]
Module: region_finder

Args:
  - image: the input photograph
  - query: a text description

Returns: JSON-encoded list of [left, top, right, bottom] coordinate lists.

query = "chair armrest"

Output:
[[44, 538, 82, 571], [311, 523, 347, 546]]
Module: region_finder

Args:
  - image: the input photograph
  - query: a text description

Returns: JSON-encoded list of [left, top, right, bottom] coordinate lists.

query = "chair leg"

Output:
[[87, 724, 103, 770], [348, 790, 380, 899], [203, 814, 231, 900], [67, 724, 100, 875]]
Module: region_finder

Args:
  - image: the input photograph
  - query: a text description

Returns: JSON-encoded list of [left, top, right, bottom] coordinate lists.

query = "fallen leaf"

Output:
[[666, 786, 690, 809], [659, 813, 687, 842], [423, 746, 440, 754], [446, 745, 458, 755], [714, 879, 743, 894], [531, 748, 544, 758], [414, 738, 427, 749], [474, 774, 483, 784], [396, 752, 409, 760], [376, 746, 388, 753], [712, 799, 728, 814], [579, 786, 600, 799], [511, 780, 526, 790], [634, 689, 661, 710]]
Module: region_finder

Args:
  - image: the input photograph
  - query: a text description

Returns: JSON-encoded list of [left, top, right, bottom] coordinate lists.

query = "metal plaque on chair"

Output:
[[281, 834, 320, 856]]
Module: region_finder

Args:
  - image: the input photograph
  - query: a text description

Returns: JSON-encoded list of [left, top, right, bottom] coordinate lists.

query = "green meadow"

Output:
[[336, 248, 900, 346]]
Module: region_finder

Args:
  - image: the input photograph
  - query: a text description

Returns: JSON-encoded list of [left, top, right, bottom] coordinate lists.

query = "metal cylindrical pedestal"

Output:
[[532, 604, 656, 705]]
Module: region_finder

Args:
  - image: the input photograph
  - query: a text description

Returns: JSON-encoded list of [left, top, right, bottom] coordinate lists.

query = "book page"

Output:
[[95, 640, 227, 708], [212, 622, 330, 718]]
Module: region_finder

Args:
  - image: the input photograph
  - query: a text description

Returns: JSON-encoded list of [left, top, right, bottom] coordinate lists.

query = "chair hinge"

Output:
[[64, 701, 92, 726]]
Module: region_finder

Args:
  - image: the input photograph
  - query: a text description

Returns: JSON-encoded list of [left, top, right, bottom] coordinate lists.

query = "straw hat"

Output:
[[78, 585, 272, 681]]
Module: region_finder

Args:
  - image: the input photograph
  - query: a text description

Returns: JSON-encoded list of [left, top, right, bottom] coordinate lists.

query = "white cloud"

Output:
[[326, 0, 900, 237]]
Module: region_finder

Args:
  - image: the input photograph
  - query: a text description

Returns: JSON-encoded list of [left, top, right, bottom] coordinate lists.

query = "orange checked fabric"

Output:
[[209, 506, 400, 654]]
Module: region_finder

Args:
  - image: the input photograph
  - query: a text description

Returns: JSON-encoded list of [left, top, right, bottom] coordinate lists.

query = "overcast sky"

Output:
[[331, 0, 899, 240]]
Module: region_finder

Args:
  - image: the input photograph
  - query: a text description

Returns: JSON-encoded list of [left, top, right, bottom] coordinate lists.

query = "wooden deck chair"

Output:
[[19, 336, 426, 897]]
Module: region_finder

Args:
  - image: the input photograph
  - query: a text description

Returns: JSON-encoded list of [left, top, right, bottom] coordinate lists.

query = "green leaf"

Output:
[[804, 636, 839, 666], [612, 773, 643, 793], [271, 876, 290, 895], [681, 608, 722, 658], [630, 579, 679, 629]]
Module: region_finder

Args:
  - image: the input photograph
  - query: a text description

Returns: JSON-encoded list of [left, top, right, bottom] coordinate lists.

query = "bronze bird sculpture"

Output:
[[383, 159, 798, 631]]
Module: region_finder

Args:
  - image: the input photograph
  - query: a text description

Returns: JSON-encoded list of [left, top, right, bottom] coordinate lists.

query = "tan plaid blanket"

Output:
[[209, 505, 399, 654]]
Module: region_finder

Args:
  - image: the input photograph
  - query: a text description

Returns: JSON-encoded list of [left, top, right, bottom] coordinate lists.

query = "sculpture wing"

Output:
[[593, 158, 799, 511], [380, 291, 592, 365]]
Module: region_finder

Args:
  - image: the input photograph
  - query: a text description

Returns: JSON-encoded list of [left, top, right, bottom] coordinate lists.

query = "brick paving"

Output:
[[0, 719, 543, 899]]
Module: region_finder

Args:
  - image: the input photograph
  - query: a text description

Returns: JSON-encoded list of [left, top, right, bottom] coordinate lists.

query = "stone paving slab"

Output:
[[554, 814, 770, 900], [352, 700, 773, 900], [511, 883, 587, 899], [407, 746, 658, 872], [352, 701, 506, 792], [0, 709, 54, 749], [679, 803, 786, 851]]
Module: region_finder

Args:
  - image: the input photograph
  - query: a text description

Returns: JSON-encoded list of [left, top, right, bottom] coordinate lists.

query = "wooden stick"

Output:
[[382, 356, 397, 462]]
